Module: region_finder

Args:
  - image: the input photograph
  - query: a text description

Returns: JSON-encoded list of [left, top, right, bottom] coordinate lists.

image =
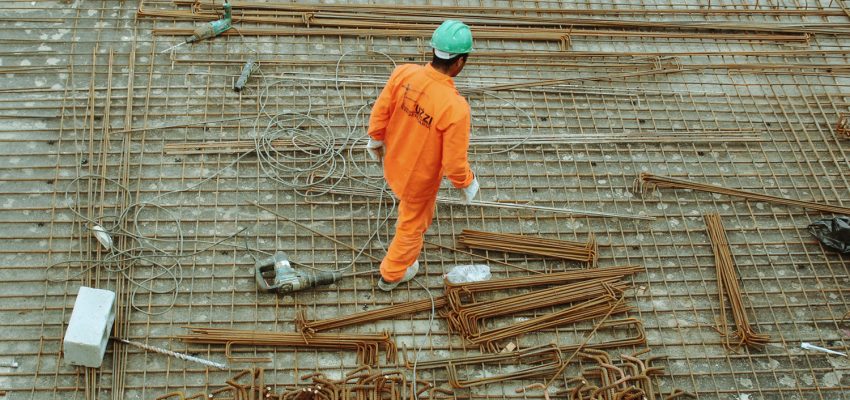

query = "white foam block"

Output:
[[63, 286, 116, 368]]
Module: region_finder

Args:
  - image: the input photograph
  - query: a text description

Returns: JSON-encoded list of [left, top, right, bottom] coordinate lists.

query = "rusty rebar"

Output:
[[142, 3, 816, 42], [705, 213, 770, 349], [442, 266, 640, 349], [177, 327, 397, 365], [406, 344, 565, 388], [446, 279, 629, 339], [470, 295, 632, 351], [444, 265, 643, 308], [457, 229, 597, 265], [636, 172, 850, 215], [296, 296, 447, 335]]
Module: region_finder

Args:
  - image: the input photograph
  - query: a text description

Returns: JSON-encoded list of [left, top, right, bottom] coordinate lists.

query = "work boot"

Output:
[[377, 261, 419, 291]]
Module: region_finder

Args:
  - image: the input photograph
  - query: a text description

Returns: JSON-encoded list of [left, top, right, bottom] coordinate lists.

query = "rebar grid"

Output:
[[1, 0, 849, 399]]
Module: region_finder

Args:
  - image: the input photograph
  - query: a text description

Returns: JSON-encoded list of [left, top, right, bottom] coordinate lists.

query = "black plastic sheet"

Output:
[[809, 217, 850, 254]]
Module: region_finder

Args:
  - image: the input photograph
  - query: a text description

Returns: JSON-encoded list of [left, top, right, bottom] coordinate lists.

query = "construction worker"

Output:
[[366, 20, 479, 291]]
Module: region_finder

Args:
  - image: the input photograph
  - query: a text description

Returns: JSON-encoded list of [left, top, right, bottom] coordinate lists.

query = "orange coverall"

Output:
[[368, 63, 474, 282]]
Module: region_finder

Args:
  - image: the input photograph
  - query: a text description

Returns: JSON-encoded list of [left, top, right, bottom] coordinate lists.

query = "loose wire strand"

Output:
[[56, 51, 519, 324]]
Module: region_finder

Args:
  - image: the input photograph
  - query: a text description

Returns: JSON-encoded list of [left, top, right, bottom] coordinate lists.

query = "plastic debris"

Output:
[[808, 217, 850, 253], [91, 225, 113, 251], [444, 264, 491, 284]]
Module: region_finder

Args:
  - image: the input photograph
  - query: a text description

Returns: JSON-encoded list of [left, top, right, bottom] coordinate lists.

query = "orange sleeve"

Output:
[[367, 67, 400, 141], [441, 102, 474, 189]]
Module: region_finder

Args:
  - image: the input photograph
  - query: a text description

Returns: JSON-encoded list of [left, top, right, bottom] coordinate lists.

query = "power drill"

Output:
[[161, 0, 232, 53], [254, 252, 343, 293]]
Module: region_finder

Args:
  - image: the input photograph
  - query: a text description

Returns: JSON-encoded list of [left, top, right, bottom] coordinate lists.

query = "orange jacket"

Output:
[[368, 63, 474, 202]]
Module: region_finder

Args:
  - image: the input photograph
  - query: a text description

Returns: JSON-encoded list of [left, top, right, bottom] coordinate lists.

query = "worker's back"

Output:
[[367, 20, 478, 290], [368, 63, 473, 202]]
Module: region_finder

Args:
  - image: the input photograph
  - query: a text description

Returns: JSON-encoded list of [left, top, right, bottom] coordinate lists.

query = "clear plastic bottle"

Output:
[[444, 264, 491, 284]]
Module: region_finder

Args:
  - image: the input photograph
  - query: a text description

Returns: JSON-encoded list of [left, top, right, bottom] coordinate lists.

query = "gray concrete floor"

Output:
[[1, 0, 849, 399]]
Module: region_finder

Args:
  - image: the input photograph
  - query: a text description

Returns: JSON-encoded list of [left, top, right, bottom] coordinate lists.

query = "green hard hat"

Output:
[[430, 20, 473, 57]]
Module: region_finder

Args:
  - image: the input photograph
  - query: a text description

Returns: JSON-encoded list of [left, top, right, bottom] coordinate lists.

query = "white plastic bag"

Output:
[[444, 264, 491, 284]]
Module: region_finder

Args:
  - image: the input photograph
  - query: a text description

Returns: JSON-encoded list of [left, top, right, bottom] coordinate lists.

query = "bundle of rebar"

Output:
[[557, 318, 648, 352], [142, 1, 820, 42], [553, 349, 670, 400], [295, 296, 447, 335], [446, 278, 629, 338], [177, 327, 397, 365], [177, 0, 850, 19], [277, 365, 451, 400], [444, 265, 643, 309], [404, 318, 647, 385], [469, 295, 632, 352], [155, 368, 268, 400], [635, 172, 850, 215], [457, 229, 598, 265], [440, 264, 639, 351], [406, 344, 565, 388], [704, 214, 770, 349], [153, 366, 456, 400]]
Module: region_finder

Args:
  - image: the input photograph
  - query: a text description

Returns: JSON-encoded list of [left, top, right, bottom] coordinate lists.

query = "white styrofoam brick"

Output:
[[62, 286, 116, 368]]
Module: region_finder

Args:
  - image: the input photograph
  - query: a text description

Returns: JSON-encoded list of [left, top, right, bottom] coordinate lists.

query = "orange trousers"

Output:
[[380, 195, 438, 282]]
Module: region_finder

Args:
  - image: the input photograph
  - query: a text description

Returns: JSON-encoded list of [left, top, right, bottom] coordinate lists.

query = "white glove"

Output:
[[366, 138, 384, 161], [461, 177, 480, 204]]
